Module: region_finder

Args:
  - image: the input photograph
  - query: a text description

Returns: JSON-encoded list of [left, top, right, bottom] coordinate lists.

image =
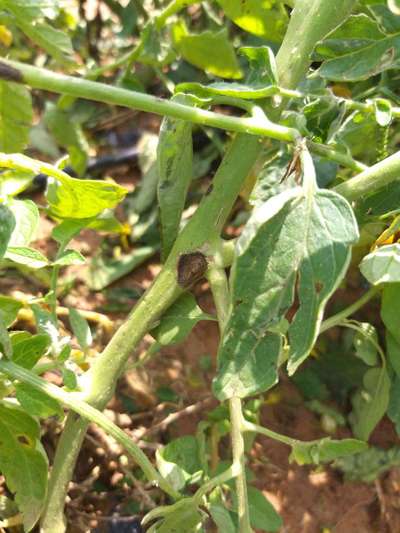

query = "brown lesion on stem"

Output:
[[177, 251, 208, 288], [0, 62, 23, 83]]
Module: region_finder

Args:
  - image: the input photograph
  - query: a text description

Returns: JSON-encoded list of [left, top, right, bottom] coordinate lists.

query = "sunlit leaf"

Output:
[[360, 243, 400, 284]]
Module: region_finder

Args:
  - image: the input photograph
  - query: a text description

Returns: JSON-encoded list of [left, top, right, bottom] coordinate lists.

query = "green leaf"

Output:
[[388, 375, 400, 435], [68, 308, 92, 350], [0, 402, 48, 531], [87, 245, 157, 291], [144, 498, 203, 533], [353, 323, 379, 366], [46, 175, 127, 219], [214, 184, 358, 400], [157, 94, 193, 260], [350, 366, 391, 441], [176, 46, 278, 100], [53, 249, 85, 266], [172, 22, 242, 79], [0, 81, 33, 153], [388, 0, 400, 15], [0, 204, 15, 259], [51, 219, 89, 246], [151, 293, 215, 346], [156, 435, 202, 491], [5, 247, 49, 269], [335, 445, 400, 482], [216, 0, 288, 43], [12, 334, 50, 369], [360, 243, 400, 284], [289, 437, 368, 465], [13, 19, 74, 65], [15, 383, 62, 418], [382, 284, 400, 345], [61, 367, 78, 389], [0, 296, 23, 327], [209, 504, 236, 533], [8, 199, 39, 247], [316, 14, 400, 81]]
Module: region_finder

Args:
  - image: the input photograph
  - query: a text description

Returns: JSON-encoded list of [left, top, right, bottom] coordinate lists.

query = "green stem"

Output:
[[0, 360, 181, 499], [241, 420, 296, 447], [49, 243, 67, 321], [0, 59, 297, 143], [308, 140, 367, 173], [193, 464, 238, 505], [155, 0, 198, 29], [42, 134, 263, 532], [229, 397, 253, 533], [334, 150, 400, 201], [319, 286, 380, 333]]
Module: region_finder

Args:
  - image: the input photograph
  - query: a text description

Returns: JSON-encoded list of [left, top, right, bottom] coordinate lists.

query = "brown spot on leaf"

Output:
[[177, 252, 208, 288], [0, 62, 23, 83]]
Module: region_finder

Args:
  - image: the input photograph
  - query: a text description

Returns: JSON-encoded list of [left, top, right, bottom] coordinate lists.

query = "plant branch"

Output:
[[0, 59, 297, 143], [334, 150, 400, 201], [0, 360, 181, 501], [319, 286, 380, 333]]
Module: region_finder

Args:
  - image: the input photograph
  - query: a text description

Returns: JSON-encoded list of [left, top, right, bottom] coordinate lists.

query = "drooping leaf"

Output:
[[0, 295, 23, 327], [46, 175, 127, 219], [5, 247, 49, 269], [12, 334, 50, 369], [290, 437, 368, 465], [8, 199, 39, 247], [0, 81, 33, 153], [350, 366, 391, 441], [172, 22, 242, 79], [316, 14, 400, 81], [360, 243, 400, 284], [0, 402, 48, 531], [157, 94, 193, 260], [214, 183, 359, 400], [0, 204, 15, 259], [143, 498, 203, 533], [151, 293, 215, 346], [68, 308, 92, 350], [216, 0, 288, 43], [176, 46, 278, 100]]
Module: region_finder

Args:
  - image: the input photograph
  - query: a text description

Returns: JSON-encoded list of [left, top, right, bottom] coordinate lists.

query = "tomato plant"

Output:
[[0, 0, 400, 531]]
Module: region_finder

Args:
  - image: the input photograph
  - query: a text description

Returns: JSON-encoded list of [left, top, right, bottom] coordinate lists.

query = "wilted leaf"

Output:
[[157, 94, 193, 260], [0, 402, 48, 531]]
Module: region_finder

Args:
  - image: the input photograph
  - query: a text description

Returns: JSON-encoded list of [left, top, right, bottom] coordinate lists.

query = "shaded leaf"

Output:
[[151, 293, 215, 346], [209, 504, 236, 533], [156, 436, 201, 491], [0, 296, 23, 327], [68, 308, 92, 350], [353, 323, 379, 366], [15, 383, 63, 418], [12, 334, 50, 369], [0, 204, 16, 259]]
